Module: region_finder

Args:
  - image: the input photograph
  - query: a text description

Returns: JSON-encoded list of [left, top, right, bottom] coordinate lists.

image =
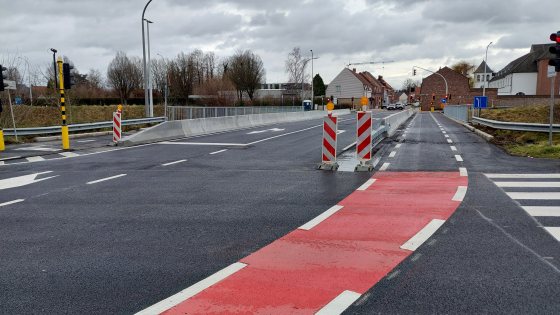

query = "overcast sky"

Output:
[[2, 0, 559, 89]]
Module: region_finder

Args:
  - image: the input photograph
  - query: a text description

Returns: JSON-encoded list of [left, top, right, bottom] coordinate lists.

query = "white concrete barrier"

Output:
[[382, 108, 417, 136]]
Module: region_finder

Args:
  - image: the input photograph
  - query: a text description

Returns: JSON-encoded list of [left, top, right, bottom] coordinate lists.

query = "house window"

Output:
[[336, 86, 341, 92], [477, 75, 480, 82]]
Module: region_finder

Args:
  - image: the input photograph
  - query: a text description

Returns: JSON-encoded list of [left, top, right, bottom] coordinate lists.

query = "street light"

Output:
[[50, 48, 58, 105], [18, 56, 32, 105], [483, 42, 493, 97], [141, 0, 153, 118], [144, 18, 154, 117], [157, 53, 168, 119]]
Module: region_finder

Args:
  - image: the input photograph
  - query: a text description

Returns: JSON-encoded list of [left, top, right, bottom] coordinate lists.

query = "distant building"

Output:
[[489, 44, 558, 95], [325, 68, 391, 107], [473, 61, 495, 89]]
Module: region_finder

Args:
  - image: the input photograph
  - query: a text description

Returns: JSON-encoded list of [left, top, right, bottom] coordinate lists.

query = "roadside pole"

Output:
[[550, 72, 556, 146], [58, 59, 70, 150], [7, 89, 18, 142]]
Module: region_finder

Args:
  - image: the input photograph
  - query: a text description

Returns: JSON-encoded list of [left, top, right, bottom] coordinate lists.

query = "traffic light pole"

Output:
[[551, 75, 555, 146], [57, 59, 70, 150], [413, 66, 447, 109]]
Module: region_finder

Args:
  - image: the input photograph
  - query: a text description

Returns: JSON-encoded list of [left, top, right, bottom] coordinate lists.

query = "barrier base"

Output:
[[318, 163, 339, 171], [354, 164, 374, 172]]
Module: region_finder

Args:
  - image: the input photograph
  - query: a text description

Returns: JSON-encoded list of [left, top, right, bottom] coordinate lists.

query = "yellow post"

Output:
[[0, 129, 4, 151], [431, 107, 434, 112], [58, 59, 70, 150]]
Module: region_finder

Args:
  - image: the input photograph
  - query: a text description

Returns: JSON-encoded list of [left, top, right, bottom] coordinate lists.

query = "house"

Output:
[[325, 68, 372, 105], [398, 92, 408, 103], [420, 66, 498, 111], [489, 43, 558, 95], [473, 61, 495, 89]]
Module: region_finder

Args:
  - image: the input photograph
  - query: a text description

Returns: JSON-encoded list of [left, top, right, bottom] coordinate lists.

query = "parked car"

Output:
[[381, 103, 388, 109], [395, 103, 405, 110], [387, 104, 396, 110]]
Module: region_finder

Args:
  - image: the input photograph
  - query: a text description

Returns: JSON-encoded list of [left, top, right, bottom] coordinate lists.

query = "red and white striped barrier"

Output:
[[113, 108, 121, 142], [321, 116, 338, 169], [356, 111, 372, 161]]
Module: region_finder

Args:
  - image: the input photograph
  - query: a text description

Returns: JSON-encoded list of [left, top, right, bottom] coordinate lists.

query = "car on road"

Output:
[[387, 104, 396, 110], [396, 103, 405, 110], [381, 103, 388, 109]]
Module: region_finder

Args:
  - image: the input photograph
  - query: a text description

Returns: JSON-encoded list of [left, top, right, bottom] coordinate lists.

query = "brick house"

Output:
[[420, 66, 498, 111]]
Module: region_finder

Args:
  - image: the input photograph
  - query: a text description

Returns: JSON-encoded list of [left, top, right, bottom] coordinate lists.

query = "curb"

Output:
[[440, 113, 494, 142]]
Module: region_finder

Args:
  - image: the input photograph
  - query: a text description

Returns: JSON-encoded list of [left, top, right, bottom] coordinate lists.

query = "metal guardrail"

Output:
[[372, 124, 390, 147], [3, 117, 165, 136], [472, 116, 560, 133], [167, 106, 303, 121]]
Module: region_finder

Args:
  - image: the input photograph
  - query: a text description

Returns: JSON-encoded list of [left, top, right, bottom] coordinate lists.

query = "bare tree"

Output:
[[151, 57, 168, 99], [107, 51, 142, 105], [225, 49, 266, 103], [284, 46, 309, 99], [168, 52, 196, 105], [401, 78, 421, 92]]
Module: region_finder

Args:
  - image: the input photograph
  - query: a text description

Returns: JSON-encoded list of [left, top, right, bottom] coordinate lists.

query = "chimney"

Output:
[[352, 68, 356, 73], [462, 64, 467, 76]]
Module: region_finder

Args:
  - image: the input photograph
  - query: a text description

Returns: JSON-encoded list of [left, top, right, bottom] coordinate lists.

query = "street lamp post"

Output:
[[50, 48, 58, 105], [141, 0, 153, 118], [19, 56, 32, 105], [157, 53, 168, 120], [145, 19, 154, 117], [311, 50, 314, 109], [482, 42, 493, 117]]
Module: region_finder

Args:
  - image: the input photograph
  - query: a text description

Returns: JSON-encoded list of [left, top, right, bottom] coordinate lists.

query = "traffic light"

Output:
[[0, 65, 7, 92], [413, 69, 417, 76], [432, 93, 435, 101], [444, 95, 448, 100], [448, 94, 452, 101], [549, 31, 560, 72], [63, 63, 75, 89], [430, 101, 434, 106], [351, 96, 354, 103]]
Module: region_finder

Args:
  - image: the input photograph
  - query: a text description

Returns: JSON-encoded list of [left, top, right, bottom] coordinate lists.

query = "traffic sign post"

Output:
[[473, 96, 488, 109], [15, 98, 22, 104]]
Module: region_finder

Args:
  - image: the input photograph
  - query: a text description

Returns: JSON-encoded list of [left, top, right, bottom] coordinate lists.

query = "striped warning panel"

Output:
[[322, 116, 338, 164], [113, 109, 121, 142], [356, 111, 372, 161]]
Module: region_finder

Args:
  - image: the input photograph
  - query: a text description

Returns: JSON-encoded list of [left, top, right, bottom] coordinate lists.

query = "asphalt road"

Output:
[[1, 109, 559, 314]]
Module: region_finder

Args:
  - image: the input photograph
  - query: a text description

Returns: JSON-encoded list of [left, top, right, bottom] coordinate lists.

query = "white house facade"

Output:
[[325, 68, 371, 101], [489, 73, 537, 95]]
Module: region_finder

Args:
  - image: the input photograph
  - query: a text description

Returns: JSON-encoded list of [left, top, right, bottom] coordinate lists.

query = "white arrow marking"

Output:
[[247, 130, 268, 134], [268, 128, 285, 132], [0, 171, 59, 190]]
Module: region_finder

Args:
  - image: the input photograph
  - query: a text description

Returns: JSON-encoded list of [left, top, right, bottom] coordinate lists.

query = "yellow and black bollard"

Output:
[[0, 128, 4, 151], [57, 59, 70, 150]]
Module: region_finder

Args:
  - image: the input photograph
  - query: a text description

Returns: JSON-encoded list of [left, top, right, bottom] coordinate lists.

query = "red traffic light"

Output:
[[551, 33, 560, 43]]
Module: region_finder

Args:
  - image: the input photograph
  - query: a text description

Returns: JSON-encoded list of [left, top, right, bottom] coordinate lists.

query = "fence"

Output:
[[166, 106, 304, 121], [443, 105, 470, 123]]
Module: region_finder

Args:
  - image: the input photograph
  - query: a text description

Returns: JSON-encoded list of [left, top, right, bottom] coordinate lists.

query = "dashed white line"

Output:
[[0, 199, 25, 207], [315, 290, 362, 315], [445, 135, 450, 138], [447, 139, 453, 143], [506, 192, 560, 200], [87, 174, 127, 185], [400, 219, 446, 251], [495, 182, 560, 188], [452, 186, 468, 201], [59, 152, 80, 158], [209, 149, 227, 155], [77, 140, 96, 143], [162, 159, 188, 166], [460, 167, 468, 177], [389, 151, 397, 158], [450, 146, 457, 151], [134, 262, 248, 315], [299, 205, 344, 230], [442, 131, 447, 134], [26, 156, 45, 162], [357, 179, 377, 191], [395, 144, 402, 148], [455, 155, 463, 162], [0, 156, 20, 161], [379, 163, 390, 171], [485, 174, 560, 179], [522, 206, 560, 217], [160, 142, 245, 146]]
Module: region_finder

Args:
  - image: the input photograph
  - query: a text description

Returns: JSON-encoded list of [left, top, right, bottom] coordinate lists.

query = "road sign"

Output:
[[4, 80, 16, 90], [441, 99, 447, 104], [15, 98, 22, 104], [473, 96, 488, 109], [548, 65, 557, 78]]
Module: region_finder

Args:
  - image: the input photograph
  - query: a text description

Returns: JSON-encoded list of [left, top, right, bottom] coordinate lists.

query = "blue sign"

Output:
[[441, 99, 447, 104], [15, 98, 22, 104], [473, 96, 488, 109]]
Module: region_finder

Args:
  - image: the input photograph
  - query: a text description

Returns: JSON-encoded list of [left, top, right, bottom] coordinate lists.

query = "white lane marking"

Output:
[[402, 134, 407, 138], [14, 146, 60, 152], [162, 159, 187, 166], [209, 149, 227, 155], [343, 142, 357, 152], [315, 290, 362, 315], [248, 125, 322, 145], [485, 174, 560, 179], [447, 139, 453, 143], [337, 130, 346, 134], [389, 151, 397, 158], [247, 130, 268, 134], [443, 131, 447, 134], [379, 163, 390, 171], [460, 167, 468, 177], [0, 171, 58, 190], [495, 182, 560, 188], [544, 227, 560, 242], [77, 140, 96, 143], [87, 174, 127, 185], [134, 262, 248, 315], [455, 155, 463, 162], [0, 199, 25, 207], [452, 186, 468, 201], [400, 219, 446, 251], [445, 135, 450, 138], [357, 179, 377, 191], [27, 156, 45, 162], [299, 205, 344, 230], [160, 142, 246, 146], [522, 207, 560, 217], [395, 144, 402, 148], [59, 152, 80, 158], [450, 146, 457, 151], [506, 192, 560, 200], [0, 156, 20, 161], [0, 161, 3, 165]]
